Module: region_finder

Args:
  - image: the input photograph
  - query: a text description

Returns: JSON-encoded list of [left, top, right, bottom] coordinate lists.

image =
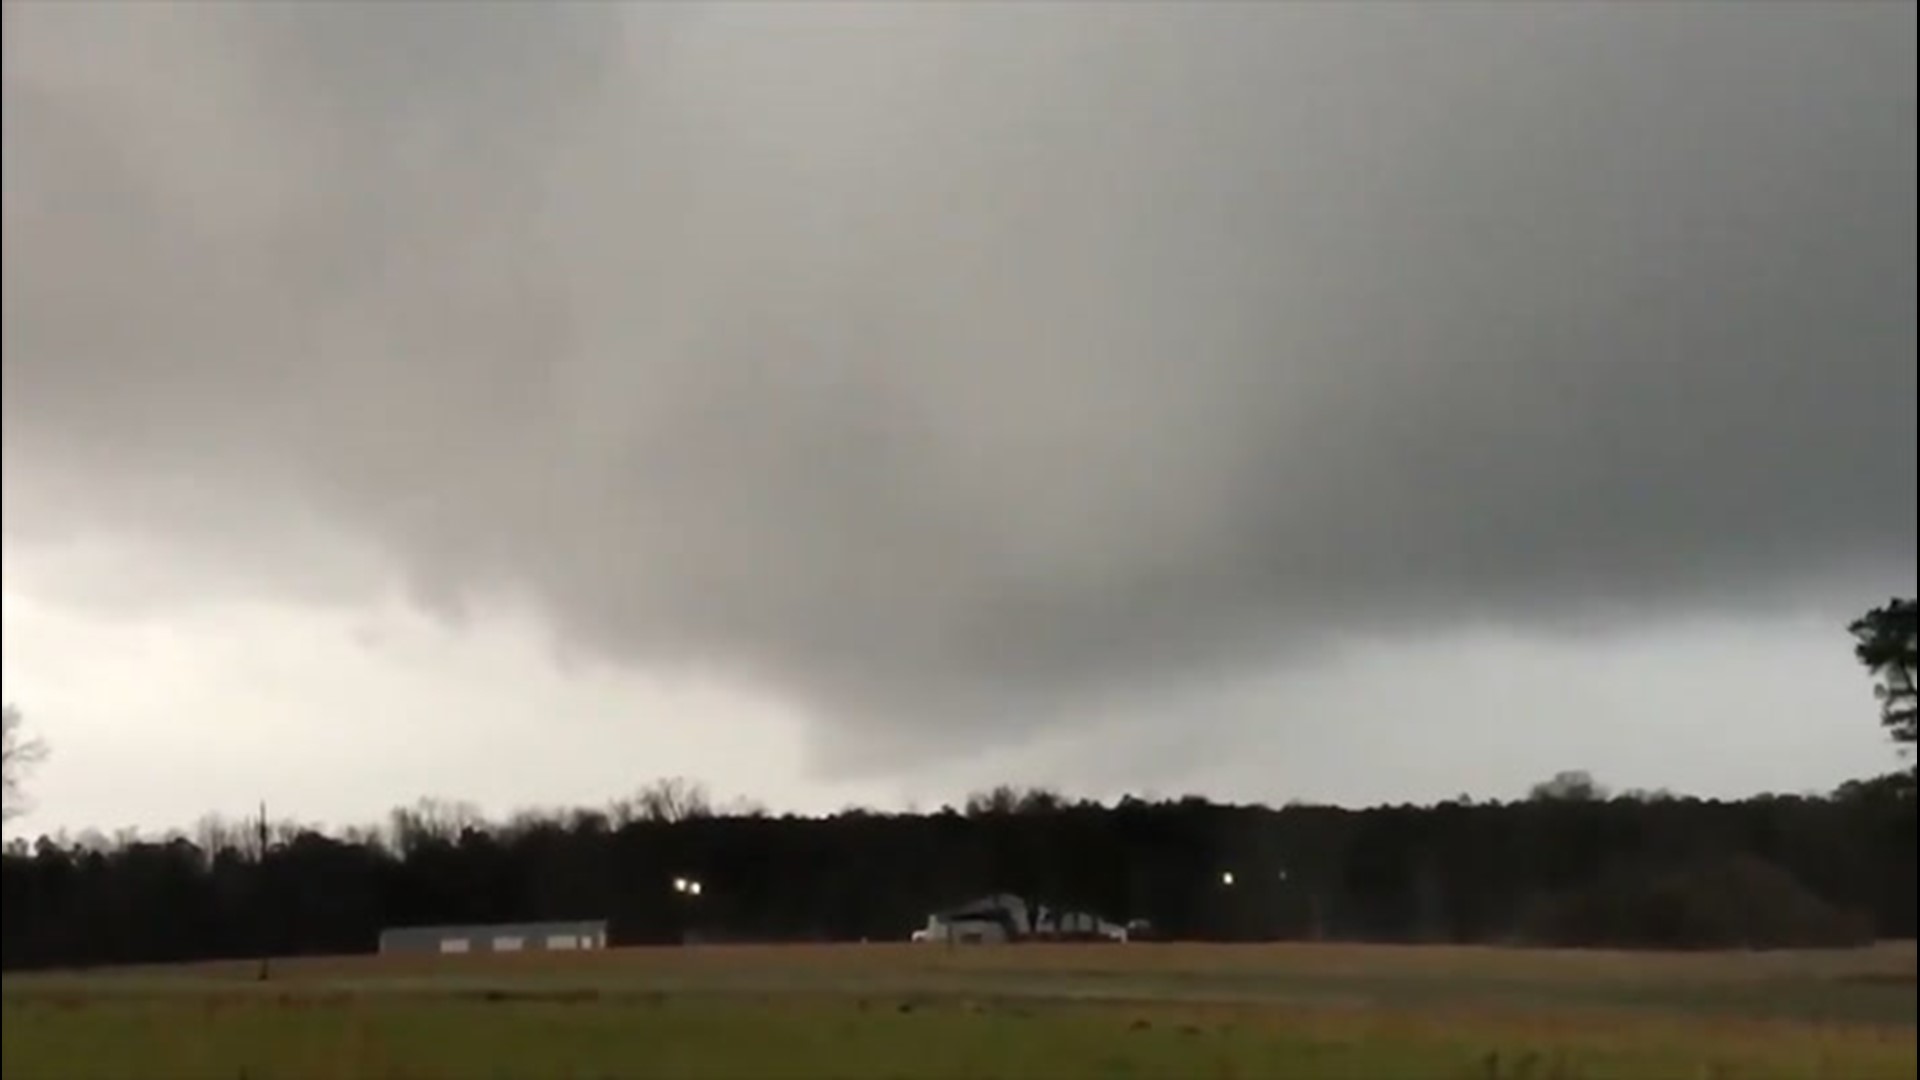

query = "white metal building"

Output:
[[912, 895, 1128, 943], [377, 919, 608, 955]]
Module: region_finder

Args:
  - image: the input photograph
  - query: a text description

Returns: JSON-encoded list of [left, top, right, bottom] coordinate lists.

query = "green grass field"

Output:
[[3, 942, 1914, 1079]]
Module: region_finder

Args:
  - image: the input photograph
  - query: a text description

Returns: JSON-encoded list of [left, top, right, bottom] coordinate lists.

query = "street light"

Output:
[[670, 875, 706, 946], [1220, 870, 1235, 886]]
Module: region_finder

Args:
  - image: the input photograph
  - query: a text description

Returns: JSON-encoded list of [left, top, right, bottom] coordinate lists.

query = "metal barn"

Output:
[[377, 919, 608, 955], [911, 894, 1031, 944]]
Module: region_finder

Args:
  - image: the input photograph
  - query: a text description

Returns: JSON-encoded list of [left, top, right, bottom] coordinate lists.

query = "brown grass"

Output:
[[130, 937, 1916, 986], [4, 943, 1912, 1079]]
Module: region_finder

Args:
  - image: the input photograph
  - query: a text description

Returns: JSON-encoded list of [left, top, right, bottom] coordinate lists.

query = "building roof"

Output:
[[378, 919, 606, 941], [938, 893, 1028, 920]]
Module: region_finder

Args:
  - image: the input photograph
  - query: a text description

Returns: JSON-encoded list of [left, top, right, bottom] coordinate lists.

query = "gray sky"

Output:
[[3, 2, 1914, 835]]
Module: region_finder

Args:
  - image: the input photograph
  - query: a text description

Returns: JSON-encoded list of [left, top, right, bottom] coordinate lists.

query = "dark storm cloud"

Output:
[[4, 3, 1914, 765]]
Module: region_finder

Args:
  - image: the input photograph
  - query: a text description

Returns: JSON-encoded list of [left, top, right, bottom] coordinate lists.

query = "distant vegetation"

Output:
[[1850, 596, 1918, 757], [1, 598, 1913, 970], [0, 704, 48, 823], [5, 944, 1915, 1080], [1, 773, 1912, 971]]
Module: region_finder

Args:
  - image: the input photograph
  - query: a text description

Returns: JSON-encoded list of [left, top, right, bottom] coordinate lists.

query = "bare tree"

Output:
[[965, 784, 1017, 817], [719, 795, 769, 819], [194, 813, 241, 856], [612, 777, 714, 825], [1527, 770, 1609, 803], [2, 703, 49, 822], [964, 784, 1066, 817], [338, 822, 386, 852], [566, 807, 613, 833], [503, 807, 565, 840], [388, 797, 486, 855]]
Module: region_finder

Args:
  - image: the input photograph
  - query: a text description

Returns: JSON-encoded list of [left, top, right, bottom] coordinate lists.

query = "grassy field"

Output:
[[3, 941, 1913, 1079]]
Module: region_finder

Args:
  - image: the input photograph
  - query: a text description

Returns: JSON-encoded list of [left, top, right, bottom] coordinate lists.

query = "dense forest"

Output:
[[0, 770, 1913, 972], [1, 597, 1913, 971]]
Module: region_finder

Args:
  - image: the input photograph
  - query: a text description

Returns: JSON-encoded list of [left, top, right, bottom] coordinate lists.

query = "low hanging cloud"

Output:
[[4, 4, 1914, 770]]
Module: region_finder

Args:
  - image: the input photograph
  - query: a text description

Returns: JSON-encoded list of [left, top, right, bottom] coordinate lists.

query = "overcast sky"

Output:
[[3, 2, 1914, 836]]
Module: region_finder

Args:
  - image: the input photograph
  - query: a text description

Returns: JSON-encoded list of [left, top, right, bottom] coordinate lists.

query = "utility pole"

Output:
[[256, 800, 271, 982]]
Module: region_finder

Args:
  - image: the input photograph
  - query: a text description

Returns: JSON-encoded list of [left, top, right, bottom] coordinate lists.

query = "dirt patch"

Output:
[[462, 988, 604, 1005], [1837, 972, 1917, 987]]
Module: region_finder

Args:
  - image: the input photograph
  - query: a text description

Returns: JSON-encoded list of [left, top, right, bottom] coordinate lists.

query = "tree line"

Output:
[[0, 597, 1913, 970], [1, 771, 1912, 971]]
